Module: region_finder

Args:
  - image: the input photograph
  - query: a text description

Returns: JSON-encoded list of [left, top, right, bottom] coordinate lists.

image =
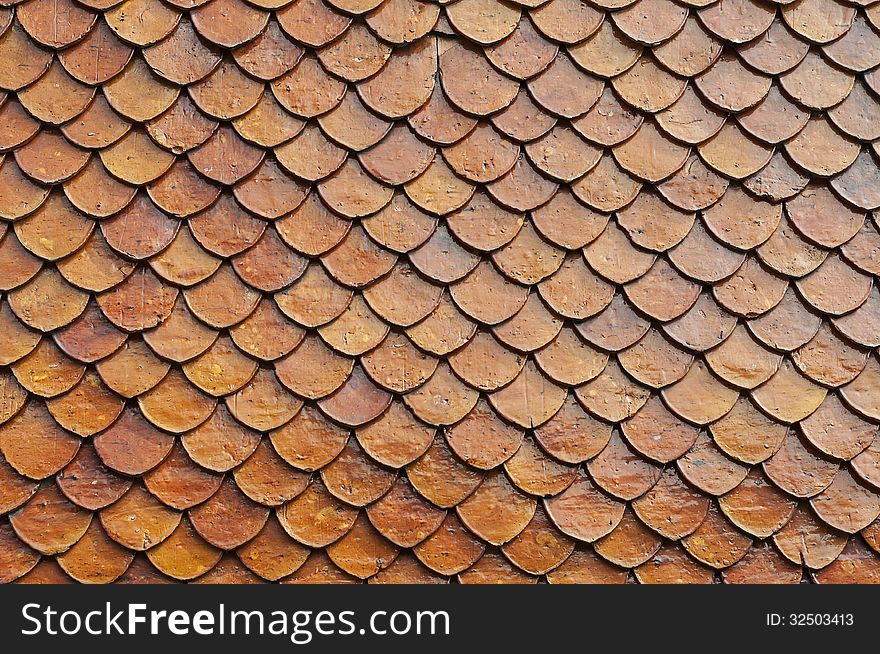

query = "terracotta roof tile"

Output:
[[773, 503, 847, 569], [635, 544, 714, 584], [722, 539, 803, 584], [546, 546, 628, 584], [588, 428, 662, 500], [3, 0, 880, 584]]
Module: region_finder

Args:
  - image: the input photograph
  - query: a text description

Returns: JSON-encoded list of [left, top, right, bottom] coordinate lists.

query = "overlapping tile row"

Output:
[[1, 0, 879, 584]]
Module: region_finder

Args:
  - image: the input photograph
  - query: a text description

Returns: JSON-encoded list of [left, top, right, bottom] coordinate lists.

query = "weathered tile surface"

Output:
[[1, 0, 879, 584]]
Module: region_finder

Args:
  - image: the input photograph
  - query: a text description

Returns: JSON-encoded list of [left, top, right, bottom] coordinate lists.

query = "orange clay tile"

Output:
[[790, 186, 866, 252], [1, 0, 879, 585], [635, 544, 714, 584]]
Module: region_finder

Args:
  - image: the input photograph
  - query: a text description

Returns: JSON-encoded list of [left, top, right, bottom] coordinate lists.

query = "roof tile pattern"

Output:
[[1, 0, 879, 584]]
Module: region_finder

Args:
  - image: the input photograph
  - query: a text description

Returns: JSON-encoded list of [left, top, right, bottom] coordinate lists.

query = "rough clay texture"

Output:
[[1, 0, 880, 584]]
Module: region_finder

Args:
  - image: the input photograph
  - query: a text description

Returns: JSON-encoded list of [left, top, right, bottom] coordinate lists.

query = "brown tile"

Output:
[[492, 294, 560, 352], [4, 0, 880, 583], [698, 122, 774, 180], [698, 0, 775, 43], [681, 502, 752, 569], [697, 52, 771, 113], [656, 88, 726, 145], [594, 508, 662, 568], [352, 401, 431, 470], [105, 0, 180, 46], [12, 339, 85, 398], [237, 514, 310, 581], [0, 302, 40, 365], [738, 19, 808, 74], [622, 395, 700, 463], [823, 13, 880, 71], [269, 404, 347, 474], [65, 159, 137, 219], [546, 547, 628, 584], [142, 19, 220, 85], [14, 559, 75, 584], [456, 469, 536, 545], [615, 121, 690, 183], [635, 544, 715, 584], [233, 19, 302, 80], [318, 364, 392, 426], [458, 548, 537, 584], [0, 452, 38, 514], [786, 117, 860, 177], [413, 512, 484, 575], [722, 539, 803, 584], [501, 505, 574, 575], [226, 367, 303, 431], [189, 477, 269, 549], [632, 467, 711, 540], [747, 286, 822, 352], [277, 0, 350, 47], [276, 478, 357, 548], [832, 287, 880, 354], [745, 151, 811, 202], [831, 150, 880, 212], [321, 439, 395, 506], [146, 516, 222, 580], [575, 358, 651, 422], [280, 550, 358, 584], [811, 468, 880, 533], [18, 61, 94, 126], [405, 293, 475, 358], [366, 476, 445, 547], [56, 520, 135, 584], [16, 130, 91, 184], [326, 513, 399, 579], [365, 0, 438, 43], [619, 328, 693, 389], [782, 0, 855, 44], [233, 439, 310, 506], [625, 257, 701, 322], [319, 23, 390, 82], [143, 441, 223, 510], [841, 355, 880, 422], [505, 433, 577, 496], [191, 554, 264, 583], [719, 469, 798, 538], [796, 253, 872, 316], [572, 154, 642, 212], [10, 484, 92, 555], [588, 428, 663, 501], [234, 90, 305, 147], [659, 155, 729, 212], [18, 0, 96, 48], [181, 406, 258, 472], [0, 21, 52, 91], [1, 400, 80, 479], [46, 371, 124, 437], [793, 323, 868, 387], [545, 471, 625, 542], [763, 431, 838, 499], [9, 268, 89, 332], [0, 522, 40, 583], [813, 537, 880, 583], [0, 98, 40, 152], [829, 81, 880, 141], [406, 436, 482, 509], [654, 16, 722, 76], [531, 394, 610, 465], [663, 293, 737, 352]]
